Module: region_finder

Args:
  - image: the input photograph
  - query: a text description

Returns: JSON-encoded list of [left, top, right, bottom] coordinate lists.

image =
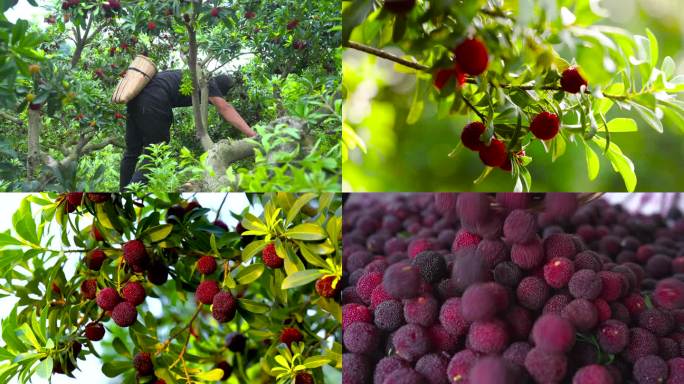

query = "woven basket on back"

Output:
[[111, 55, 157, 104]]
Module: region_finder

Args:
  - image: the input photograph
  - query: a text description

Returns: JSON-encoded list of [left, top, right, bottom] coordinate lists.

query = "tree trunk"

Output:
[[27, 109, 42, 180], [186, 3, 213, 151], [71, 42, 84, 68]]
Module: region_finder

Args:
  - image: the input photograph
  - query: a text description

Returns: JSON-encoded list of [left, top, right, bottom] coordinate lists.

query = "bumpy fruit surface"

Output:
[[133, 352, 154, 376], [454, 38, 489, 76], [210, 7, 219, 17], [147, 21, 156, 30], [461, 122, 486, 151], [85, 322, 105, 341], [561, 67, 588, 94], [197, 256, 217, 275], [478, 138, 507, 167], [530, 111, 560, 140], [262, 243, 283, 268], [280, 327, 303, 347], [315, 276, 339, 298]]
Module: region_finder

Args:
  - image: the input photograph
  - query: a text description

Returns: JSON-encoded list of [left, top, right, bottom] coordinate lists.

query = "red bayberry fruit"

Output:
[[108, 0, 120, 10], [197, 256, 217, 275], [85, 322, 105, 341], [286, 19, 299, 30], [280, 327, 303, 347], [461, 122, 486, 151], [479, 138, 507, 167], [530, 111, 560, 140], [133, 352, 154, 376], [383, 0, 416, 14], [315, 276, 339, 298], [81, 279, 97, 300], [262, 243, 283, 268], [561, 66, 588, 94], [66, 192, 84, 208], [122, 282, 146, 306], [195, 280, 220, 305], [295, 372, 314, 384], [91, 226, 104, 241], [87, 193, 110, 203], [123, 240, 148, 269], [146, 21, 156, 31], [454, 38, 489, 76], [86, 249, 107, 271], [29, 103, 42, 110], [210, 7, 219, 17], [433, 68, 455, 91], [245, 11, 256, 19]]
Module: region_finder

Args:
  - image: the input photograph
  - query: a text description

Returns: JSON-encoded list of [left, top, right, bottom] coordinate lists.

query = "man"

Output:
[[120, 70, 256, 188]]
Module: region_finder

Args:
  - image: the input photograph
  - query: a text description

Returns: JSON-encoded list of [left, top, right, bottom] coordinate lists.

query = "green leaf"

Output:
[[646, 28, 658, 69], [303, 356, 332, 369], [196, 368, 225, 381], [102, 360, 131, 377], [238, 298, 270, 314], [606, 118, 638, 132], [112, 338, 129, 357], [234, 264, 265, 285], [284, 223, 327, 241], [16, 324, 40, 350], [662, 56, 676, 79], [143, 224, 173, 243], [627, 100, 663, 133], [241, 213, 268, 232], [583, 141, 600, 181], [282, 270, 325, 289], [12, 198, 38, 245], [36, 356, 52, 379], [406, 79, 428, 124], [0, 231, 22, 247], [242, 240, 267, 262], [298, 243, 329, 269], [286, 193, 317, 226]]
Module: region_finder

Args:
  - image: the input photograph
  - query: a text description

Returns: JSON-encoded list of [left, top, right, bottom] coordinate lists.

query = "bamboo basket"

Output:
[[111, 55, 157, 104]]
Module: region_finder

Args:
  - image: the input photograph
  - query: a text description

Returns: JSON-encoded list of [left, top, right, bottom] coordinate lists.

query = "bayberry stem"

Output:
[[345, 41, 627, 100], [460, 94, 487, 122], [157, 304, 202, 355]]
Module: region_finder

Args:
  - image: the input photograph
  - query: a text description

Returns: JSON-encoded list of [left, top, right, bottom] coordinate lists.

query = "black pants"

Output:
[[119, 96, 173, 189]]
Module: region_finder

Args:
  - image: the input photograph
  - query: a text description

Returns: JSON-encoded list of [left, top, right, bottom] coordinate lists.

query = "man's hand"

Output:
[[209, 96, 257, 137]]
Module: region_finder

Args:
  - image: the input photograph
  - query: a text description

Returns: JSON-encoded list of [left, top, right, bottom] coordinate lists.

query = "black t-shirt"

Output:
[[137, 70, 224, 110]]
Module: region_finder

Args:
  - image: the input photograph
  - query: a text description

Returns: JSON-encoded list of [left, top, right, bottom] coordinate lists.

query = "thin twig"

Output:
[[343, 41, 429, 71], [345, 41, 628, 100], [460, 94, 486, 122]]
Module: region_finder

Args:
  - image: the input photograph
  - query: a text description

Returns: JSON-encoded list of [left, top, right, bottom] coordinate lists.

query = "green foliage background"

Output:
[[0, 193, 342, 383], [342, 0, 684, 192]]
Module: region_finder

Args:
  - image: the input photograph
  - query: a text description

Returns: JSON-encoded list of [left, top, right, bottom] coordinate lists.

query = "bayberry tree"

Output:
[[342, 0, 684, 191], [0, 192, 342, 383], [0, 0, 340, 192]]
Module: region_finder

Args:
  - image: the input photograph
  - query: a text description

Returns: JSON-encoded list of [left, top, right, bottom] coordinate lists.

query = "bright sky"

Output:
[[0, 193, 259, 384]]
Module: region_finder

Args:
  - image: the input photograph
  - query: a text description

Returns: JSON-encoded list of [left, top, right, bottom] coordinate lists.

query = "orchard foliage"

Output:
[[342, 0, 684, 191], [0, 193, 342, 383], [0, 0, 341, 192]]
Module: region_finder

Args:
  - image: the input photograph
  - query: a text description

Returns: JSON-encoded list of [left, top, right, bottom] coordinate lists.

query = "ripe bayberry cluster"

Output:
[[342, 193, 684, 383]]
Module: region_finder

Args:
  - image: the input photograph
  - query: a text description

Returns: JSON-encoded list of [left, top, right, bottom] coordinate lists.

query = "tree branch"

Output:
[[0, 110, 23, 125], [345, 41, 626, 100], [343, 41, 429, 71], [460, 94, 487, 122]]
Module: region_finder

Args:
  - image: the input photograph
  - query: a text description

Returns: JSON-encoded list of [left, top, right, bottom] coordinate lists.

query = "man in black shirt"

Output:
[[120, 70, 256, 188]]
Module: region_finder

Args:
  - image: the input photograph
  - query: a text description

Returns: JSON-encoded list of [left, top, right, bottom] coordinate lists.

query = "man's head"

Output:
[[213, 74, 234, 97]]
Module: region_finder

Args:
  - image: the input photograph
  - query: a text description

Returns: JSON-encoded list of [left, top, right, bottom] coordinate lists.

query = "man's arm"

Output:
[[209, 96, 257, 137]]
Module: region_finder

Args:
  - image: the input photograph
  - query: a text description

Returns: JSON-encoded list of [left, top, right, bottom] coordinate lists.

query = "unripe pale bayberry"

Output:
[[461, 122, 485, 151], [530, 111, 560, 140], [561, 66, 588, 94], [479, 138, 507, 167], [262, 243, 283, 268], [197, 256, 217, 275], [85, 322, 105, 341], [454, 38, 489, 76]]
